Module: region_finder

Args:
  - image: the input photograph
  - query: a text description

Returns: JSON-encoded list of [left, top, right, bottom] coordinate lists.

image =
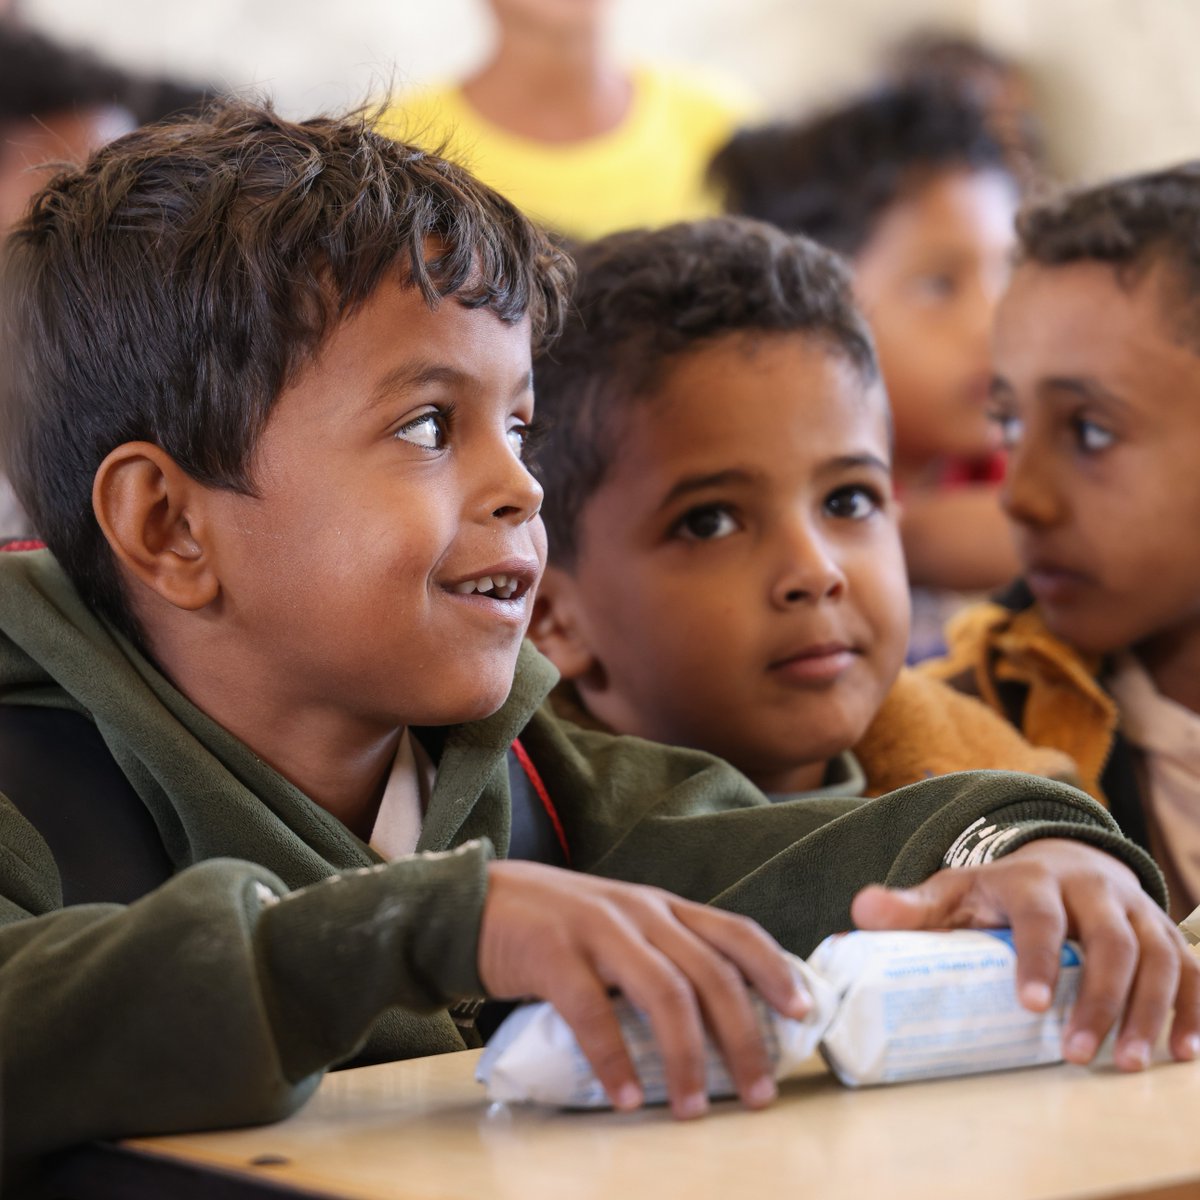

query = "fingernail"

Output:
[[614, 1082, 642, 1111], [1065, 1031, 1098, 1063], [1183, 1033, 1200, 1060], [1118, 1040, 1150, 1071], [1020, 981, 1052, 1011], [677, 1091, 708, 1119], [745, 1076, 777, 1107]]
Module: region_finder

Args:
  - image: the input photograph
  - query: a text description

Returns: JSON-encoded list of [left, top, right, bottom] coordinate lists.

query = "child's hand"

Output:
[[479, 860, 811, 1118], [851, 838, 1200, 1071]]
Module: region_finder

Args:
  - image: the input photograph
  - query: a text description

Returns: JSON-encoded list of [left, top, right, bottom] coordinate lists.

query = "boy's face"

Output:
[[537, 333, 909, 794], [992, 259, 1200, 657], [199, 278, 546, 730], [853, 166, 1017, 473]]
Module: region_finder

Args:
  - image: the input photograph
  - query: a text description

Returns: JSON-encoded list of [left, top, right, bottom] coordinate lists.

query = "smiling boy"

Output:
[[0, 104, 1195, 1180], [928, 163, 1200, 919]]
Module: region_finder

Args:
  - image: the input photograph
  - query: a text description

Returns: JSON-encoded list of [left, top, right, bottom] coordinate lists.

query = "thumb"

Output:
[[851, 871, 974, 931]]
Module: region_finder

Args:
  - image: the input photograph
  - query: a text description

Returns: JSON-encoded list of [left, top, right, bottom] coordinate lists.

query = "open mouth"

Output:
[[449, 573, 525, 600]]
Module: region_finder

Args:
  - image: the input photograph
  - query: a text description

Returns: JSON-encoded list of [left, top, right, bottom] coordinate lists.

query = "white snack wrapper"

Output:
[[1179, 904, 1200, 947], [477, 953, 839, 1108], [812, 929, 1081, 1086], [476, 929, 1083, 1107]]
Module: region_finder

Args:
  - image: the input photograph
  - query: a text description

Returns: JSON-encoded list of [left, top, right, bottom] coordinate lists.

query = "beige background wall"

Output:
[[18, 0, 1200, 184]]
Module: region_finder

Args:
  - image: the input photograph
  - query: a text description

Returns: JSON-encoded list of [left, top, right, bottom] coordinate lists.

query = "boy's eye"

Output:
[[507, 422, 530, 459], [673, 504, 739, 542], [1074, 416, 1115, 454], [395, 410, 448, 450], [825, 484, 881, 520]]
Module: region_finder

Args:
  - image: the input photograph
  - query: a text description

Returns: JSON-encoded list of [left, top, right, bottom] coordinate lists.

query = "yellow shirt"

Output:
[[379, 66, 756, 241]]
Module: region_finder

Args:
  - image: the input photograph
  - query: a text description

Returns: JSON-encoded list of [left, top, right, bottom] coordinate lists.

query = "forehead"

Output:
[[862, 167, 1016, 261], [612, 332, 889, 471], [994, 260, 1200, 401], [265, 280, 532, 440]]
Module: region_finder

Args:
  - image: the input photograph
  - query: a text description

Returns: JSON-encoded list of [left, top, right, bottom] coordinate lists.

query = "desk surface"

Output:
[[94, 1047, 1200, 1200]]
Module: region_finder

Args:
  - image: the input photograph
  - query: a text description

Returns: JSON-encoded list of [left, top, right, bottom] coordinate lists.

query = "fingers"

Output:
[[675, 902, 811, 1021], [1168, 944, 1200, 1063], [1108, 906, 1181, 1070], [850, 871, 979, 931], [1002, 875, 1068, 1013], [481, 863, 793, 1119], [549, 961, 644, 1112], [595, 913, 717, 1119], [641, 904, 792, 1112]]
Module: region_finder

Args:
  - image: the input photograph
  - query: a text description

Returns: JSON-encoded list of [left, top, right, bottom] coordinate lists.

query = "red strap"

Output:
[[0, 539, 45, 552], [510, 736, 570, 865]]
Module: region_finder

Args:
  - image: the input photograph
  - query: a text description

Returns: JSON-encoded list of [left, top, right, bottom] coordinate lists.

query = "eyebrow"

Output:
[[655, 454, 890, 512], [1038, 375, 1132, 414], [362, 364, 532, 415]]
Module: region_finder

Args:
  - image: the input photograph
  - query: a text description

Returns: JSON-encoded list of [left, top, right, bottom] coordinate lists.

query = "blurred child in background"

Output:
[[0, 19, 210, 538], [380, 0, 755, 241], [883, 29, 1046, 188], [530, 216, 1074, 800], [710, 85, 1021, 659], [927, 164, 1200, 920]]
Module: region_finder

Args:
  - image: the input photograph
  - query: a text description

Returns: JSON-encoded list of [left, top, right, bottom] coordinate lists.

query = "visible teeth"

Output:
[[452, 573, 521, 598]]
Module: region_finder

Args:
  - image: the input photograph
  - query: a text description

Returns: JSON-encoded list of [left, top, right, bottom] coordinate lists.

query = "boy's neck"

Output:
[[150, 630, 402, 838], [749, 759, 831, 797], [461, 26, 631, 143]]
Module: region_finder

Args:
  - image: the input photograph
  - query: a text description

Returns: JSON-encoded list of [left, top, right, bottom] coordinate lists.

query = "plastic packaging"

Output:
[[476, 928, 1082, 1107]]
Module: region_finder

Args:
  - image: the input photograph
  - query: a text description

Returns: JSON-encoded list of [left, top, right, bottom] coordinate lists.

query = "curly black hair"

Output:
[[1017, 162, 1200, 337]]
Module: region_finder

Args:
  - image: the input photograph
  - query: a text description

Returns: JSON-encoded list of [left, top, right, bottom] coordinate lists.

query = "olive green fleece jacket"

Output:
[[0, 551, 1166, 1173]]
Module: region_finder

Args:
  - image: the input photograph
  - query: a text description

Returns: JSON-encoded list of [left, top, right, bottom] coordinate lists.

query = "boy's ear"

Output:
[[92, 442, 220, 611], [529, 565, 597, 680]]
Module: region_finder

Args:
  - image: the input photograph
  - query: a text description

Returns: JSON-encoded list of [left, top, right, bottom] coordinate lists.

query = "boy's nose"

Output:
[[1000, 445, 1062, 529], [489, 452, 544, 526], [770, 524, 847, 609]]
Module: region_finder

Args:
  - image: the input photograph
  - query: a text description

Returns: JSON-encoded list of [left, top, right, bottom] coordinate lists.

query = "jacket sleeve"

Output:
[[519, 708, 1165, 956], [0, 802, 491, 1171]]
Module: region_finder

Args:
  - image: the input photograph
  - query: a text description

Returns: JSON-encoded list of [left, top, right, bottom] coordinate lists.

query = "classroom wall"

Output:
[[18, 0, 1200, 184]]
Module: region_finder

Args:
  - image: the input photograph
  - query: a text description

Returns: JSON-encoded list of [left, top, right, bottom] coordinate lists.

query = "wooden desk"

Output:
[[47, 1048, 1200, 1200]]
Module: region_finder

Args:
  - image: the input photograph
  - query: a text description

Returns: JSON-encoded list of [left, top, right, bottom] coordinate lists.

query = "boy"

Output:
[[709, 84, 1019, 613], [0, 101, 1193, 1179], [530, 216, 1072, 798], [526, 213, 1192, 1067], [926, 163, 1200, 922]]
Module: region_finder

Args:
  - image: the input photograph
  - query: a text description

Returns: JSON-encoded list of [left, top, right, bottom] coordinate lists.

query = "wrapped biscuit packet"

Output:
[[478, 953, 838, 1108], [477, 929, 1083, 1107]]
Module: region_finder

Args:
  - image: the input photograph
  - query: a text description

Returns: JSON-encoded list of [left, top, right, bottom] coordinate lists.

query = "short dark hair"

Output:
[[1017, 162, 1200, 346], [0, 98, 571, 643], [533, 216, 878, 566], [708, 83, 1011, 258]]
